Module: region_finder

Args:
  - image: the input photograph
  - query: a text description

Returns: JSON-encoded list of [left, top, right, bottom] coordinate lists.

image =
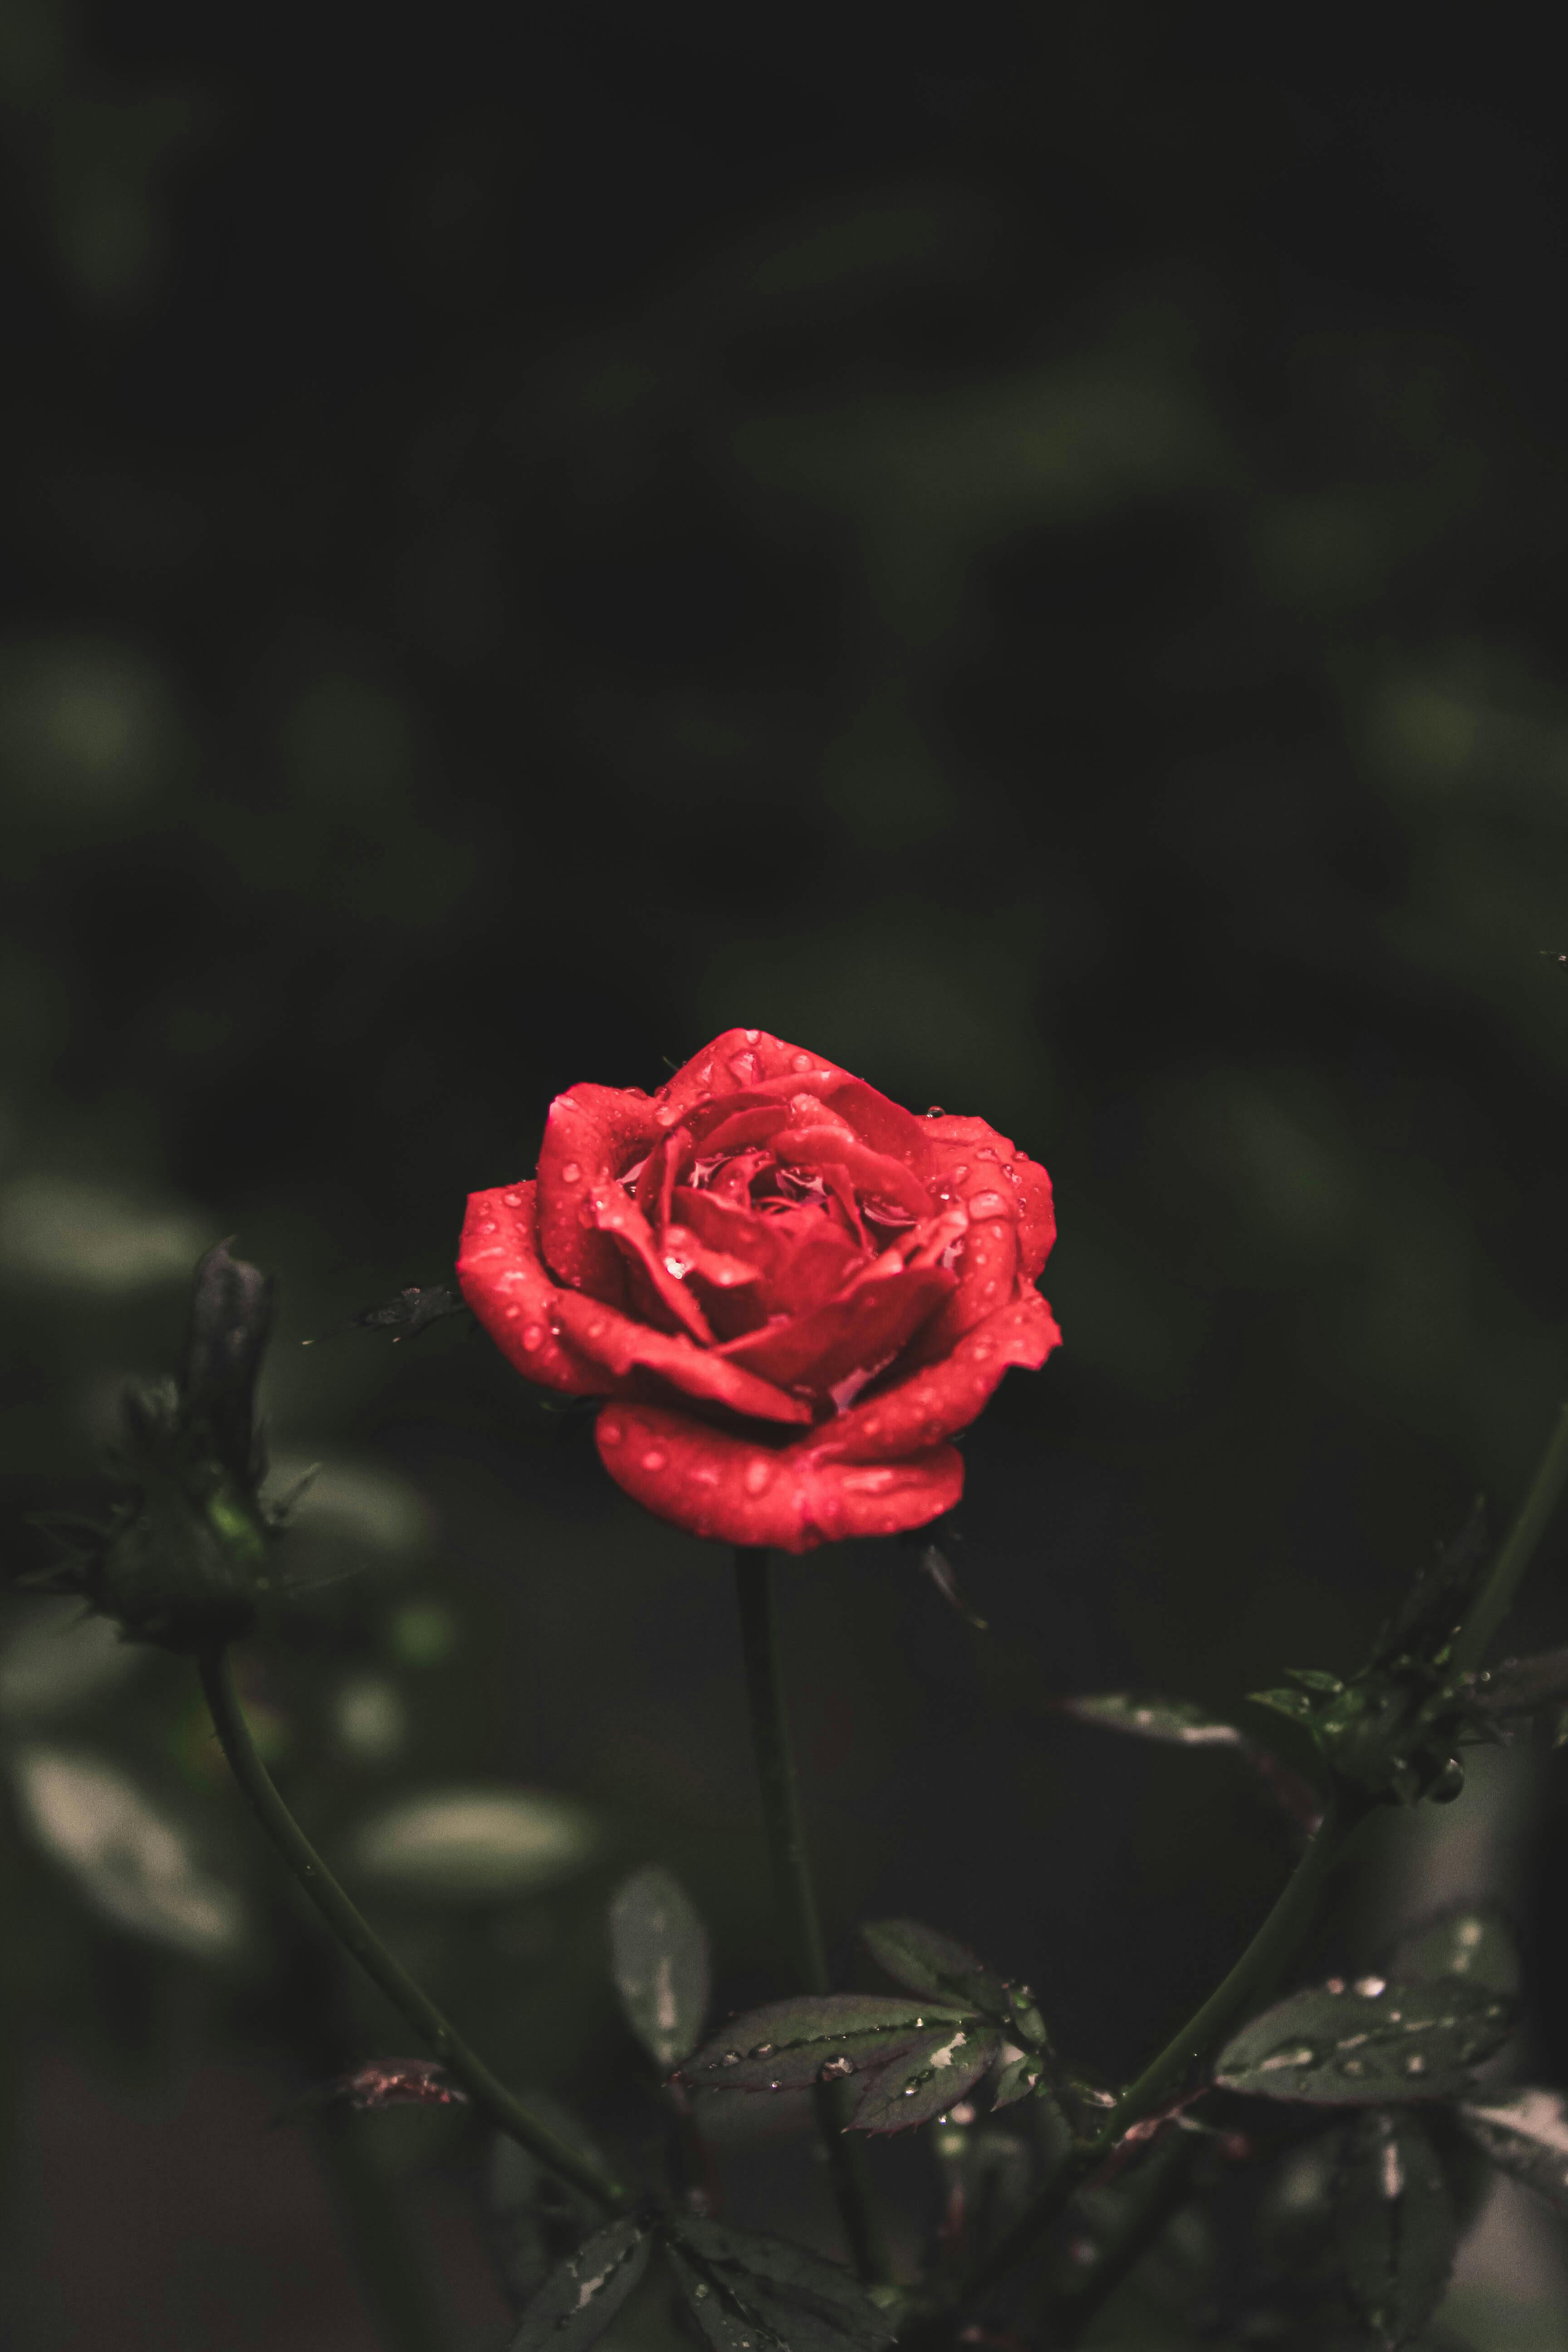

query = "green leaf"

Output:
[[678, 1994, 968, 2092], [608, 1864, 710, 2069], [670, 2219, 897, 2352], [347, 1787, 599, 1899], [1215, 1976, 1514, 2104], [665, 2220, 897, 2352], [1457, 2088, 1568, 2215], [848, 2026, 1001, 2132], [507, 2213, 652, 2352], [1058, 1692, 1245, 1747], [1335, 2110, 1458, 2347], [860, 1917, 1014, 2021], [1391, 1907, 1521, 1999], [990, 2047, 1045, 2108], [12, 1743, 245, 1958]]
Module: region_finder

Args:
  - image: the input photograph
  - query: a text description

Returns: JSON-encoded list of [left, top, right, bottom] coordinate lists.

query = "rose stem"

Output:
[[1450, 1397, 1568, 1673], [196, 1644, 624, 2212], [731, 1547, 891, 2284], [965, 1787, 1373, 2304]]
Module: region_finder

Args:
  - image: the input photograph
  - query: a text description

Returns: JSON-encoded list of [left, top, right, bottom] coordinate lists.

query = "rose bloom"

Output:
[[458, 1030, 1059, 1552]]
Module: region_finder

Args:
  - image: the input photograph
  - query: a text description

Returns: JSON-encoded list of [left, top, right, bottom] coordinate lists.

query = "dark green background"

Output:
[[4, 5, 1568, 2344]]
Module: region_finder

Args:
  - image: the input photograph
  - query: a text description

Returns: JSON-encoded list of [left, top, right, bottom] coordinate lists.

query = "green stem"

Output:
[[967, 1791, 1371, 2301], [732, 1548, 891, 2285], [197, 1646, 623, 2212], [1450, 1399, 1568, 1674]]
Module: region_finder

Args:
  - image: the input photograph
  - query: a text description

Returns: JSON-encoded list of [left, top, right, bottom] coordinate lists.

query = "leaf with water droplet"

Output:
[[849, 2026, 1001, 2133], [507, 2211, 653, 2352], [665, 2219, 897, 2352], [860, 1918, 1015, 2025], [678, 1994, 968, 2093], [990, 2046, 1045, 2109], [608, 1863, 710, 2070], [1334, 2109, 1457, 2347], [1215, 1976, 1514, 2104], [1458, 2088, 1568, 2215], [1391, 1906, 1520, 1999]]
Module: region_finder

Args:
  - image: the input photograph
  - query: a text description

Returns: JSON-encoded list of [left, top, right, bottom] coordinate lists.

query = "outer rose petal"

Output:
[[926, 1117, 1056, 1285], [819, 1288, 1063, 1462], [655, 1031, 855, 1121], [595, 1404, 963, 1553], [536, 1083, 660, 1300], [457, 1184, 613, 1395], [552, 1290, 811, 1426]]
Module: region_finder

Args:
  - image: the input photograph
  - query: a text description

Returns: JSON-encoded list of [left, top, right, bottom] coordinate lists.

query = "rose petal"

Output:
[[909, 1206, 1021, 1358], [673, 1188, 863, 1318], [770, 1127, 934, 1221], [594, 1404, 963, 1552], [582, 1187, 715, 1344], [816, 1077, 934, 1171], [653, 1032, 855, 1123], [818, 1288, 1062, 1461], [552, 1291, 810, 1426], [926, 1118, 1056, 1284], [719, 1257, 956, 1397], [457, 1184, 614, 1395], [536, 1084, 660, 1299]]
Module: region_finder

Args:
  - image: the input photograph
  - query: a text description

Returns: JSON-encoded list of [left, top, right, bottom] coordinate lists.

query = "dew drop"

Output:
[[587, 1320, 607, 1339], [693, 2285, 710, 2301], [744, 1458, 772, 1495], [599, 1416, 623, 1442], [969, 1341, 993, 1361], [561, 1161, 582, 1184], [792, 1052, 812, 1070], [502, 1191, 523, 1206], [819, 2055, 855, 2081], [642, 1448, 669, 1473], [478, 1217, 497, 1234], [719, 2050, 742, 2067], [862, 1417, 882, 1437], [951, 1165, 968, 1180], [1404, 2053, 1427, 2076], [745, 1029, 760, 1044], [968, 1192, 1008, 1220], [1353, 1976, 1387, 1999], [926, 1105, 945, 1117], [750, 2041, 774, 2058], [503, 1304, 521, 1320], [655, 1105, 678, 1126]]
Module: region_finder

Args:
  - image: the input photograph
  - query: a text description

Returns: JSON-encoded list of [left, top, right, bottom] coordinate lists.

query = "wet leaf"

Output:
[[348, 1787, 598, 1899], [1391, 1907, 1521, 1999], [848, 2025, 1001, 2132], [1058, 1691, 1246, 1747], [1457, 2088, 1568, 2215], [1215, 1975, 1514, 2104], [276, 2058, 466, 2122], [860, 1917, 1014, 2021], [508, 2212, 653, 2352], [990, 2046, 1045, 2108], [666, 2219, 897, 2352], [608, 1863, 710, 2070], [678, 1993, 968, 2093], [12, 1744, 245, 1957], [1335, 2110, 1457, 2347]]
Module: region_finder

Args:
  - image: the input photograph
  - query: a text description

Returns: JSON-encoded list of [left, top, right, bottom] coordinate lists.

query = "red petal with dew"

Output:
[[819, 1287, 1063, 1461], [719, 1257, 956, 1399], [535, 1083, 659, 1300], [594, 1404, 963, 1552], [457, 1185, 614, 1396], [552, 1290, 810, 1426]]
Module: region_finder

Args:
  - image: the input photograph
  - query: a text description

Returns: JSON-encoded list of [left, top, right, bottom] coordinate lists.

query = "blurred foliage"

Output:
[[6, 1, 1568, 2342]]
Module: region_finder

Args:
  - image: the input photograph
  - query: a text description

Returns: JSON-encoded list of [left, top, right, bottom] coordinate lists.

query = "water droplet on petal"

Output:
[[560, 1161, 582, 1184], [655, 1105, 678, 1126], [745, 1029, 760, 1044], [502, 1191, 523, 1207], [478, 1217, 497, 1234], [968, 1192, 1008, 1220], [587, 1320, 607, 1339], [792, 1052, 812, 1070], [926, 1105, 945, 1117], [744, 1458, 772, 1495], [503, 1304, 521, 1320], [599, 1416, 623, 1442], [969, 1341, 992, 1361], [642, 1448, 668, 1473]]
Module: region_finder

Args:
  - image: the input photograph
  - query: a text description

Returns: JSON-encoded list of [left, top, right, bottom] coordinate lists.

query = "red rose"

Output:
[[457, 1029, 1059, 1552]]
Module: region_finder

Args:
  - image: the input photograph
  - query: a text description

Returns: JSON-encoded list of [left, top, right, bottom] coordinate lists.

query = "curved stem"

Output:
[[197, 1646, 623, 2212], [1451, 1399, 1568, 1674], [732, 1548, 891, 2285], [967, 1792, 1371, 2301]]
